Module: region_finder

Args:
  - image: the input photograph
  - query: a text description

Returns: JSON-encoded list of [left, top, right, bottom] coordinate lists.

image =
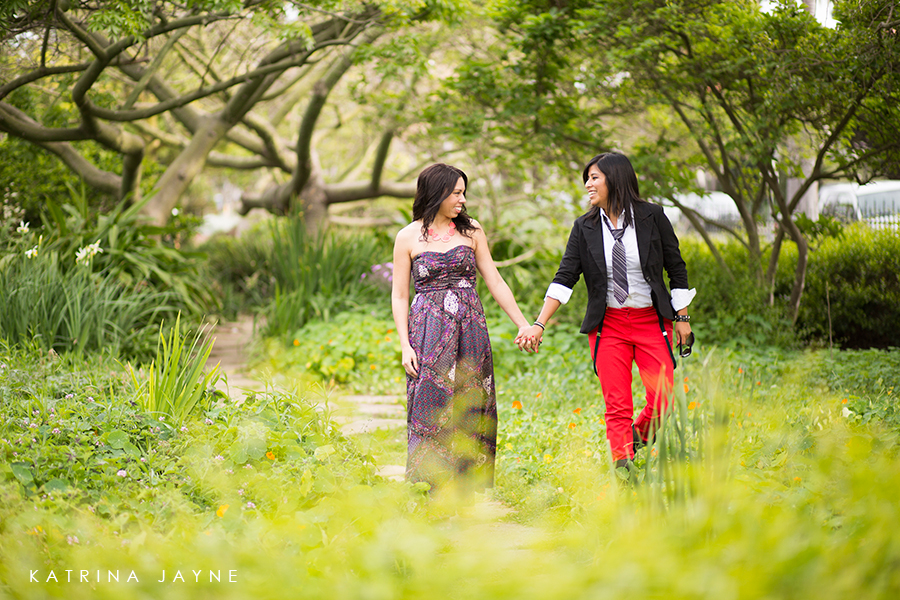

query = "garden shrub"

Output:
[[201, 217, 393, 332], [679, 237, 797, 349], [784, 224, 900, 349], [261, 311, 403, 394], [1, 191, 215, 359]]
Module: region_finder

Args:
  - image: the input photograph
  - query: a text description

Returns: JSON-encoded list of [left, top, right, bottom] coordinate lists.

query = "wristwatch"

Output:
[[675, 315, 690, 322]]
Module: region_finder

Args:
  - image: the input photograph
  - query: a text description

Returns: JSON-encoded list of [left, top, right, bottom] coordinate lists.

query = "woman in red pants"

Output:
[[517, 152, 694, 478]]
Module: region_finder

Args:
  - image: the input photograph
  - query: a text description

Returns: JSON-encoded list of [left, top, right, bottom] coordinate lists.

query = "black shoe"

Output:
[[632, 425, 656, 454], [614, 458, 637, 485], [632, 426, 647, 453]]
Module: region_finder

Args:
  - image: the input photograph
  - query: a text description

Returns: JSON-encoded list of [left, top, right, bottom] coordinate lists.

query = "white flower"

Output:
[[25, 246, 38, 259], [75, 241, 103, 265], [842, 407, 852, 418], [16, 221, 29, 234], [171, 208, 180, 216]]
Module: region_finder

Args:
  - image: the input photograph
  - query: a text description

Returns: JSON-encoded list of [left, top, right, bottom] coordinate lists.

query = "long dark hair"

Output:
[[412, 163, 477, 240], [583, 152, 646, 229]]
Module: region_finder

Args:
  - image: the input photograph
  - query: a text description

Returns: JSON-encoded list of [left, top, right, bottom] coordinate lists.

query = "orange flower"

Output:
[[683, 384, 690, 393], [293, 339, 300, 346], [266, 451, 275, 460], [756, 381, 761, 386], [573, 408, 582, 415], [536, 392, 542, 398], [512, 400, 523, 410], [598, 418, 605, 426], [842, 398, 848, 404], [216, 504, 229, 518], [684, 376, 689, 383], [568, 422, 577, 429], [738, 367, 743, 374], [688, 401, 699, 410], [794, 476, 802, 482]]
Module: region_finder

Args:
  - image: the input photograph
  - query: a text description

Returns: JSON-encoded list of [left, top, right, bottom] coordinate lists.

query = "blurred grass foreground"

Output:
[[2, 333, 900, 600]]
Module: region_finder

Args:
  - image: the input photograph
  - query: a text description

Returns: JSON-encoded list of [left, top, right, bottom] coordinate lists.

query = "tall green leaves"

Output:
[[128, 314, 220, 425], [0, 239, 177, 359], [264, 218, 391, 337]]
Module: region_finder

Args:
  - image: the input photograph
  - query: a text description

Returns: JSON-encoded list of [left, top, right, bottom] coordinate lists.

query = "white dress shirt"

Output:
[[545, 207, 696, 311]]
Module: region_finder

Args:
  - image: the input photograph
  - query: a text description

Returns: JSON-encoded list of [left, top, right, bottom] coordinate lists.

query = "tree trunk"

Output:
[[295, 151, 329, 235], [765, 226, 785, 307], [143, 116, 227, 225]]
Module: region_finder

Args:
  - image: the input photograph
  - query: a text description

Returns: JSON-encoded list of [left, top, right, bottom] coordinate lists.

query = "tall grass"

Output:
[[127, 314, 221, 425], [264, 218, 391, 337], [0, 248, 177, 359], [3, 347, 900, 599]]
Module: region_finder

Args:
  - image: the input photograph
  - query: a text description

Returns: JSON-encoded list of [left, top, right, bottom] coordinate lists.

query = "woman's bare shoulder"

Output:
[[395, 222, 422, 243]]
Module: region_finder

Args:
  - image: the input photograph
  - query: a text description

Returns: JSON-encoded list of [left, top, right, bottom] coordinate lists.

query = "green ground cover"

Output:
[[2, 318, 899, 599]]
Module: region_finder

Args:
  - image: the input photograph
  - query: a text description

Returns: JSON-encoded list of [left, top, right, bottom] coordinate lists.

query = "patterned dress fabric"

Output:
[[406, 245, 496, 491]]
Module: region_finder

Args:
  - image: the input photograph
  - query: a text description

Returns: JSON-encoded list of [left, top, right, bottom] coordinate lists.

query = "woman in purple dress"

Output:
[[391, 164, 533, 493]]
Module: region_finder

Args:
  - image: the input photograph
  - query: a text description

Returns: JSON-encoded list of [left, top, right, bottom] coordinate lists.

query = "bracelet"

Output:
[[675, 315, 690, 322], [533, 320, 545, 330]]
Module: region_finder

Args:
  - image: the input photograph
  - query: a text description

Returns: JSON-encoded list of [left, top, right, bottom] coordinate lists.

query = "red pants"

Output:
[[589, 307, 673, 461]]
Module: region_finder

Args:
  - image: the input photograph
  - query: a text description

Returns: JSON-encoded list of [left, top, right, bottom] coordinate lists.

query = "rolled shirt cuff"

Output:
[[545, 283, 574, 304], [670, 288, 696, 312]]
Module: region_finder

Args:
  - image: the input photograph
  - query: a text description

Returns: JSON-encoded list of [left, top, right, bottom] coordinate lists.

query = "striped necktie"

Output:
[[603, 214, 628, 304]]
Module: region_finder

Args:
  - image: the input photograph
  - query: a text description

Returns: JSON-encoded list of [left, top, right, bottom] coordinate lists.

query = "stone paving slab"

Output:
[[340, 417, 405, 435], [376, 464, 405, 481]]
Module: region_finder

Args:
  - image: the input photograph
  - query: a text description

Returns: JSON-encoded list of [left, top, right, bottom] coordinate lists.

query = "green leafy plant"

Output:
[[128, 315, 221, 424], [0, 234, 177, 359], [40, 185, 217, 316], [264, 218, 391, 337]]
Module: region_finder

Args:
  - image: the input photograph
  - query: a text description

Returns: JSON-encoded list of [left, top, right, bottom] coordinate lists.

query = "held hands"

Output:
[[515, 325, 544, 353], [401, 343, 419, 378]]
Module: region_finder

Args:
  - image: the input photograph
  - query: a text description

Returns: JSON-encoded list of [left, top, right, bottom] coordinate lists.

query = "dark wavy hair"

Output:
[[412, 163, 477, 240], [583, 152, 646, 229]]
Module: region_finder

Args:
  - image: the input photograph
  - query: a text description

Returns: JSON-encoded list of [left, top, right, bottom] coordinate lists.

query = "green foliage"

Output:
[[39, 190, 217, 316], [4, 326, 900, 598], [127, 315, 221, 425], [802, 348, 900, 434], [0, 228, 178, 359], [679, 236, 797, 348], [783, 224, 900, 348], [0, 341, 379, 536], [264, 218, 392, 337], [794, 213, 845, 248], [257, 311, 403, 393], [0, 189, 216, 359]]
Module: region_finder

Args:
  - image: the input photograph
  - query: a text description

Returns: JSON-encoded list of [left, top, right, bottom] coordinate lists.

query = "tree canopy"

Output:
[[0, 0, 461, 228], [432, 0, 900, 318]]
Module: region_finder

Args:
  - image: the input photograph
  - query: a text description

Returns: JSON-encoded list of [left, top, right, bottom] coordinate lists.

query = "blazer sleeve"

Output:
[[657, 209, 689, 290], [546, 220, 584, 304]]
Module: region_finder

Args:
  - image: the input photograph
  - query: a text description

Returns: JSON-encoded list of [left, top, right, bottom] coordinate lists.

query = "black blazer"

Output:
[[551, 201, 689, 335]]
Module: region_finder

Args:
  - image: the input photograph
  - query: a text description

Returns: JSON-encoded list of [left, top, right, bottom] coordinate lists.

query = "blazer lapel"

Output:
[[583, 217, 607, 275], [635, 204, 654, 269]]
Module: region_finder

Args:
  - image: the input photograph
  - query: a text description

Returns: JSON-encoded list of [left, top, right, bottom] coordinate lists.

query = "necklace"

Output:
[[427, 221, 456, 243]]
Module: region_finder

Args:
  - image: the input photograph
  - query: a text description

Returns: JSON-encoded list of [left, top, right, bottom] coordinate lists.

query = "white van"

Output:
[[818, 180, 900, 228]]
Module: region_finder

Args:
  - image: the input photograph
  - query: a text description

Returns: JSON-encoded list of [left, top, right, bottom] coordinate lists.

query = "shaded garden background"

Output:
[[2, 0, 900, 598]]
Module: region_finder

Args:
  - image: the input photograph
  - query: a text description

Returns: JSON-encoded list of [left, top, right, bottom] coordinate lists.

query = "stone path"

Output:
[[205, 317, 407, 479], [205, 316, 266, 397], [206, 316, 528, 527]]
